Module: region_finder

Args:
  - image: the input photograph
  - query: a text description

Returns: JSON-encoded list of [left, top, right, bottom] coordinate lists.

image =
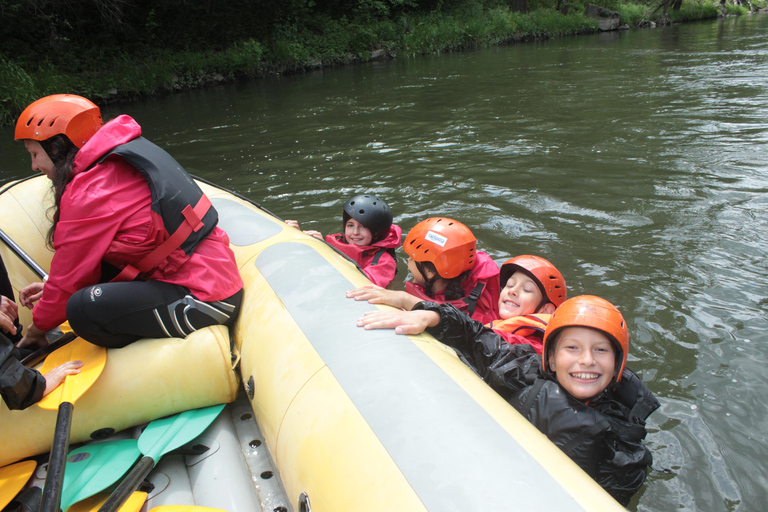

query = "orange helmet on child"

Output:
[[404, 218, 476, 279], [499, 255, 567, 307], [15, 94, 102, 148], [541, 295, 629, 381]]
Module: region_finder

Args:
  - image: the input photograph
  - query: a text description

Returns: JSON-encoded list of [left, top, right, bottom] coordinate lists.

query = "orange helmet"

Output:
[[404, 218, 476, 279], [499, 255, 567, 307], [541, 295, 629, 381], [15, 94, 102, 148]]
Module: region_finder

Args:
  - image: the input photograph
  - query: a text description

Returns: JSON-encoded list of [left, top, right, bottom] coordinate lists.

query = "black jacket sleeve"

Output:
[[414, 301, 542, 400], [0, 334, 45, 410]]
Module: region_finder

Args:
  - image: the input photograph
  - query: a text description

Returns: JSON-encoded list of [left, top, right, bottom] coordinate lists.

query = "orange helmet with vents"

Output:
[[541, 295, 629, 380], [403, 218, 477, 279], [15, 94, 102, 148], [500, 255, 567, 307]]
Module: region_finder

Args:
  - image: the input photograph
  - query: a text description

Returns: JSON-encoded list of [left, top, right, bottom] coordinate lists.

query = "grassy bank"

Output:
[[0, 0, 761, 126]]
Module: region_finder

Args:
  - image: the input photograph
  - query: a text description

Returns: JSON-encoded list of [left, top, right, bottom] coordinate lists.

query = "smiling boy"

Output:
[[357, 295, 659, 505]]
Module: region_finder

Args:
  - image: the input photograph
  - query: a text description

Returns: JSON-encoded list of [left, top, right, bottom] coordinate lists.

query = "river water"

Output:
[[2, 13, 768, 511]]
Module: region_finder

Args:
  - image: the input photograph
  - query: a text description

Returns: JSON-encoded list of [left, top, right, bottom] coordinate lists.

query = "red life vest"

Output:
[[95, 136, 216, 282], [405, 251, 500, 324]]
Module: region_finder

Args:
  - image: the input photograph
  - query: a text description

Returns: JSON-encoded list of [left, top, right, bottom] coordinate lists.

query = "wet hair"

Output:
[[39, 135, 79, 249]]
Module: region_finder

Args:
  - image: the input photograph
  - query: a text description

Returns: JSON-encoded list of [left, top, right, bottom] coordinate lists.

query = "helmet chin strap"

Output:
[[415, 261, 438, 297]]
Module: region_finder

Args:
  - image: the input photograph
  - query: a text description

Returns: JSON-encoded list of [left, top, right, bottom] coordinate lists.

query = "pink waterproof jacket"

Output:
[[325, 224, 402, 288], [32, 115, 243, 331], [404, 250, 500, 324]]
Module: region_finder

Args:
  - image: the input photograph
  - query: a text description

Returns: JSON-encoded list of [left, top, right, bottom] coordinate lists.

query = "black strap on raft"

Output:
[[96, 137, 218, 282], [462, 282, 485, 316]]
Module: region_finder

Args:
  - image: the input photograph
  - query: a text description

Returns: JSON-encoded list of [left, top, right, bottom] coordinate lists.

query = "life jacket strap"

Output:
[[112, 194, 212, 282], [463, 282, 485, 316]]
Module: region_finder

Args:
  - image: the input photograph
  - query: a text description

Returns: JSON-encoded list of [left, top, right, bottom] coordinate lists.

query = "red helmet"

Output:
[[499, 255, 567, 307], [15, 94, 102, 148], [541, 295, 629, 381], [403, 218, 476, 279]]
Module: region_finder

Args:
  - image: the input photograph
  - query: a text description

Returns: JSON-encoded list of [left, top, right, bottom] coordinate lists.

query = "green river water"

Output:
[[2, 13, 768, 511]]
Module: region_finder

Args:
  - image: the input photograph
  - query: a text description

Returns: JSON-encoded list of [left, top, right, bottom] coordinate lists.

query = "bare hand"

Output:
[[18, 323, 48, 350], [0, 297, 18, 334], [19, 282, 44, 309], [303, 230, 323, 240], [43, 360, 84, 396], [346, 286, 420, 310], [356, 310, 440, 335], [285, 219, 300, 230]]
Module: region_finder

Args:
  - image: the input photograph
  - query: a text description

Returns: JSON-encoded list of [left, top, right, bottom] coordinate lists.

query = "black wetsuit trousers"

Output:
[[66, 280, 243, 349]]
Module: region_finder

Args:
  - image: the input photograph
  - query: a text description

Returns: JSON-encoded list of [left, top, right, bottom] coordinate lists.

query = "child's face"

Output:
[[407, 257, 426, 286], [345, 218, 373, 246], [498, 271, 544, 319], [548, 326, 616, 400]]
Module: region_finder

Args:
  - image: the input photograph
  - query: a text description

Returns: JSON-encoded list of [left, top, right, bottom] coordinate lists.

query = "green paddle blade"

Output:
[[138, 404, 225, 461], [0, 460, 37, 510], [61, 440, 141, 512]]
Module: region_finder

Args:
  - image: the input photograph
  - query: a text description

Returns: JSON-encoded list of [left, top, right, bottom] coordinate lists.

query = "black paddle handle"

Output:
[[98, 456, 155, 512], [21, 332, 78, 367], [39, 401, 73, 512]]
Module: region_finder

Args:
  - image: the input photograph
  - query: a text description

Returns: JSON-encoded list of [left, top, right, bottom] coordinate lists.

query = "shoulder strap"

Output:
[[462, 282, 485, 316], [519, 378, 547, 415]]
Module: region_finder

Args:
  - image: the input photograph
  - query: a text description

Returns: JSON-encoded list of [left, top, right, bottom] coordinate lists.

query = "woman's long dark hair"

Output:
[[39, 135, 79, 249]]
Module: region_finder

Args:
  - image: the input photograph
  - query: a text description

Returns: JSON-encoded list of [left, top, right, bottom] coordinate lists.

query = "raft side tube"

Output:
[[0, 326, 238, 466], [240, 241, 624, 511]]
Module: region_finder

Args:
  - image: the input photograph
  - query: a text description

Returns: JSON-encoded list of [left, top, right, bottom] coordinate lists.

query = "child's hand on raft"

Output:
[[303, 230, 323, 240], [346, 286, 419, 310], [285, 219, 300, 230], [43, 360, 84, 396], [356, 310, 440, 335], [19, 282, 44, 309]]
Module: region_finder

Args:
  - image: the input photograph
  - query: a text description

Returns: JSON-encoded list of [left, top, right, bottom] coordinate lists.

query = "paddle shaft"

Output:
[[97, 457, 155, 512], [40, 401, 74, 512], [21, 332, 78, 367]]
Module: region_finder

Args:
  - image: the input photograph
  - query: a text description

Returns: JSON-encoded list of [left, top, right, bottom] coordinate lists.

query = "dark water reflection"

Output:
[[2, 13, 768, 511]]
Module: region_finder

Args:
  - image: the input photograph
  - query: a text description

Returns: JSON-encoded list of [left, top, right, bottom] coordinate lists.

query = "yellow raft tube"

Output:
[[0, 175, 624, 512]]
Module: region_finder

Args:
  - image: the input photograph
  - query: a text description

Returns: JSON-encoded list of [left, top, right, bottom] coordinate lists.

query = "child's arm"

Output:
[[347, 285, 421, 310], [43, 360, 83, 396]]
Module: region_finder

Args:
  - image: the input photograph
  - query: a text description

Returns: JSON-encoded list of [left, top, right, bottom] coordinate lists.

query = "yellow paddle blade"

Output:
[[66, 491, 146, 512], [0, 460, 37, 510], [149, 507, 228, 512], [37, 337, 107, 410]]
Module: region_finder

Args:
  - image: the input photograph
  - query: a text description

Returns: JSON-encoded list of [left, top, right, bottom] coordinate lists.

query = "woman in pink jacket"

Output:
[[14, 94, 243, 349]]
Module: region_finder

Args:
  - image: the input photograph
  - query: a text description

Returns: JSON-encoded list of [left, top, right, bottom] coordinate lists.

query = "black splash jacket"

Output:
[[413, 301, 660, 506], [0, 334, 45, 410]]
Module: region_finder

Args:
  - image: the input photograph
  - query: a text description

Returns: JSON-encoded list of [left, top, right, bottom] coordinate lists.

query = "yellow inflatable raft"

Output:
[[0, 175, 624, 511]]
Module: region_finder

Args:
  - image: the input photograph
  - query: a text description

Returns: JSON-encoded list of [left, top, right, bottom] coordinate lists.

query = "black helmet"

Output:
[[342, 194, 393, 243]]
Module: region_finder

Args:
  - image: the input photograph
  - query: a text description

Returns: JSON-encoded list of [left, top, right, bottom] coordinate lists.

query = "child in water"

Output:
[[356, 295, 659, 505], [346, 217, 501, 324], [484, 254, 566, 353], [286, 194, 402, 288]]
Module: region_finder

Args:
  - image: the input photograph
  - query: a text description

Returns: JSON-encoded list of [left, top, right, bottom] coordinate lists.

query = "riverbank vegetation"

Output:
[[0, 0, 763, 125]]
